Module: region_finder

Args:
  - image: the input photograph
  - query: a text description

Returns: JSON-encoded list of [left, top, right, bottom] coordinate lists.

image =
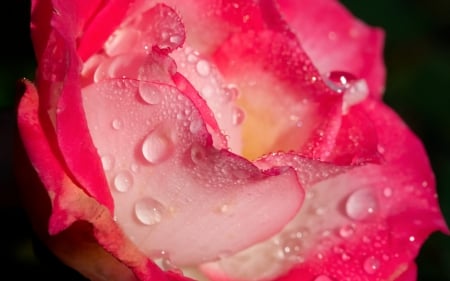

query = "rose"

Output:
[[16, 0, 447, 280]]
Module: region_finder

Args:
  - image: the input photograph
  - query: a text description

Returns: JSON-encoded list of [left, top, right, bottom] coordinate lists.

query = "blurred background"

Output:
[[1, 0, 449, 279]]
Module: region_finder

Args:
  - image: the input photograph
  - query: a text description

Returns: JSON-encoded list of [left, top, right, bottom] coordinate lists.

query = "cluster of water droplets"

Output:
[[92, 79, 216, 236], [214, 166, 394, 281], [174, 46, 246, 153]]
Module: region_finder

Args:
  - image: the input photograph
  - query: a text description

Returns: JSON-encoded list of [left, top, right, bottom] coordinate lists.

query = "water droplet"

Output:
[[187, 53, 198, 63], [363, 256, 380, 274], [345, 188, 378, 221], [323, 71, 357, 93], [315, 207, 325, 215], [219, 204, 229, 213], [130, 163, 140, 173], [196, 60, 210, 76], [101, 155, 114, 171], [362, 236, 371, 243], [339, 224, 355, 238], [189, 119, 203, 134], [134, 197, 165, 225], [169, 34, 182, 45], [231, 107, 245, 126], [142, 128, 173, 164], [341, 253, 351, 261], [113, 171, 133, 192], [222, 85, 239, 102], [139, 83, 162, 105], [409, 236, 416, 242], [112, 118, 123, 130], [314, 275, 333, 281], [383, 187, 393, 197], [190, 144, 206, 164]]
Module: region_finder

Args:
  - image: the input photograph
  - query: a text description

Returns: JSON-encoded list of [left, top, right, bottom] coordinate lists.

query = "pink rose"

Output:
[[17, 0, 447, 280]]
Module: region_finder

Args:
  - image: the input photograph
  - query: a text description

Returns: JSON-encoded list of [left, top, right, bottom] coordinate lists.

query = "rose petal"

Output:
[[172, 72, 228, 150], [201, 99, 447, 281], [171, 48, 243, 153], [31, 1, 115, 210], [213, 29, 379, 165], [17, 80, 183, 281], [276, 0, 386, 97], [82, 78, 304, 266]]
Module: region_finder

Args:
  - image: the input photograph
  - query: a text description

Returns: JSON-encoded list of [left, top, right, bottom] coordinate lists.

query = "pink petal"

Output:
[[171, 48, 244, 153], [213, 29, 379, 164], [76, 0, 132, 60], [200, 99, 447, 281], [82, 78, 304, 266], [31, 1, 114, 211], [276, 0, 386, 97], [17, 80, 185, 281], [172, 72, 228, 150]]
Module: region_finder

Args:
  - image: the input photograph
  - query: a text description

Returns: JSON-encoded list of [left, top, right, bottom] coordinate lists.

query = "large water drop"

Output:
[[134, 197, 166, 225], [142, 128, 173, 164], [345, 188, 378, 221], [113, 171, 134, 192], [139, 83, 162, 105], [323, 71, 357, 93]]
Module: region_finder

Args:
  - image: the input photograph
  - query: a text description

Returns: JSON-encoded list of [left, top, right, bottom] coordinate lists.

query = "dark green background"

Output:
[[1, 0, 449, 279]]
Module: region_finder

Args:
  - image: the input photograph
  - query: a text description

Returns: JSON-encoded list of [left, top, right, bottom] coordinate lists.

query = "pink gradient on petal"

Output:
[[276, 0, 386, 97], [83, 79, 304, 265], [17, 80, 189, 281]]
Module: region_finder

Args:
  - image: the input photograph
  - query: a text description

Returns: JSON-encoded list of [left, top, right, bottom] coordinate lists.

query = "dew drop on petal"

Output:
[[323, 71, 357, 93], [142, 129, 173, 164], [101, 155, 114, 171], [341, 252, 351, 261], [363, 256, 380, 274], [339, 224, 355, 238], [190, 144, 206, 164], [383, 187, 393, 198], [134, 197, 166, 225], [187, 53, 198, 63], [112, 118, 123, 130], [139, 83, 162, 105], [221, 85, 239, 103], [345, 188, 379, 221], [130, 163, 140, 173], [113, 171, 134, 192], [231, 107, 245, 126], [189, 118, 203, 134], [196, 60, 210, 76]]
